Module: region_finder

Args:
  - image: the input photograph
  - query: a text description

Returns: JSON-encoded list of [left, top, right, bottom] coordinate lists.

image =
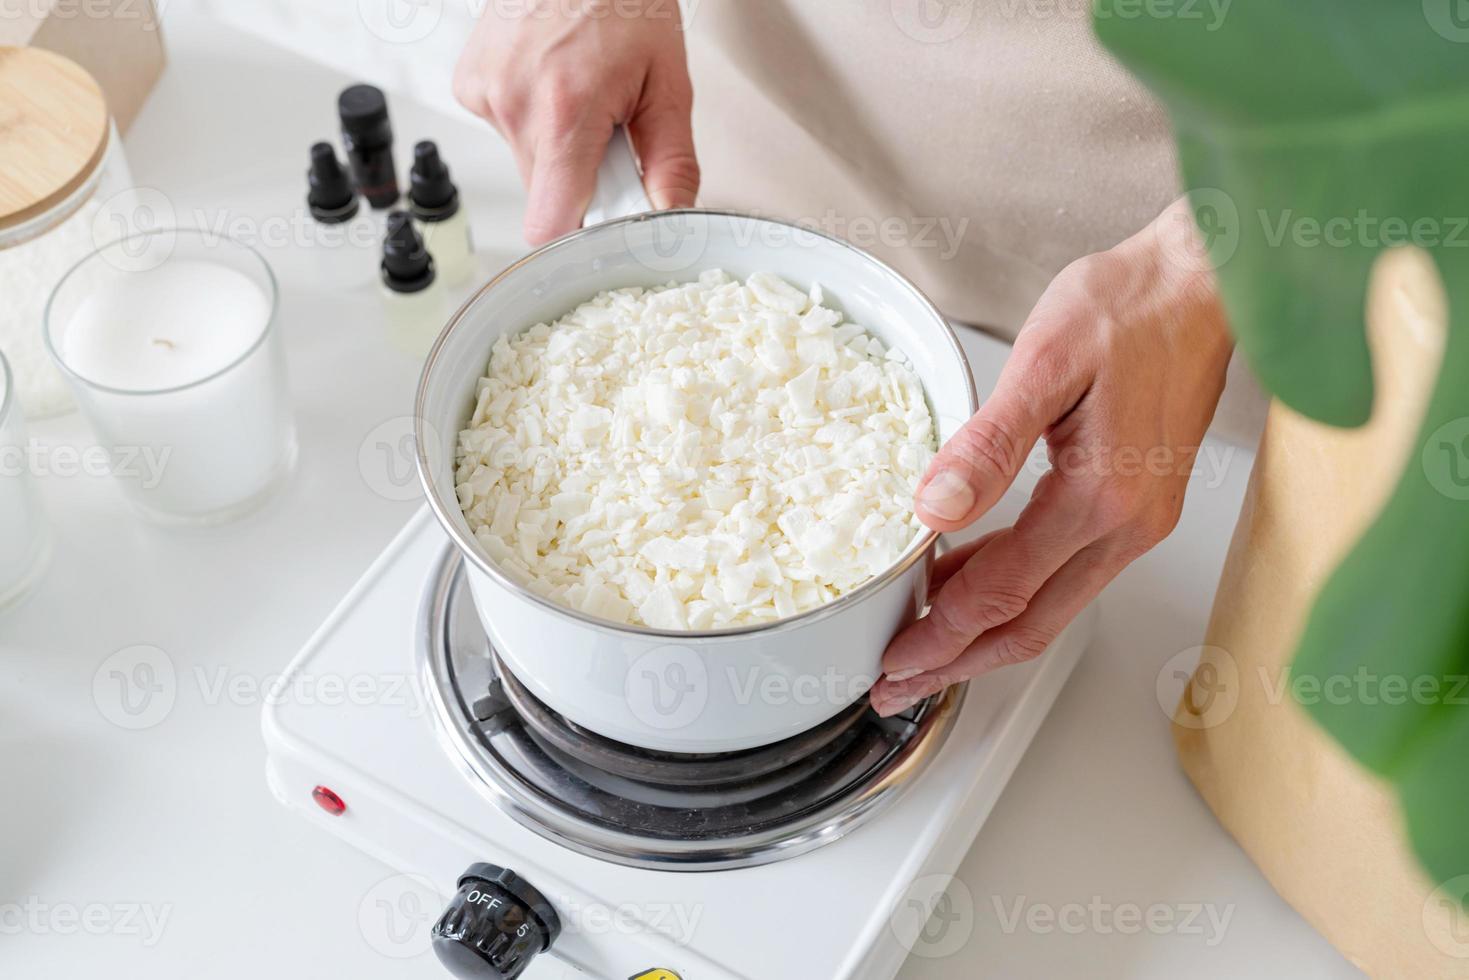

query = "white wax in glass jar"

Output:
[[63, 261, 271, 390], [58, 257, 295, 522]]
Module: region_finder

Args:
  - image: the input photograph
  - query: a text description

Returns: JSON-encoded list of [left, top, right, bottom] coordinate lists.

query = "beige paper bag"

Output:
[[1174, 247, 1469, 977], [0, 0, 165, 134]]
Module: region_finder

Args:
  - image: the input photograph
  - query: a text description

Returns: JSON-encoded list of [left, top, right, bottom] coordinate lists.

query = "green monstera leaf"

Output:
[[1095, 1, 1469, 886]]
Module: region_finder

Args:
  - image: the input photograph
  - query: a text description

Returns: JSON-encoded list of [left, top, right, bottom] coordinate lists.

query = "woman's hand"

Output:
[[870, 198, 1234, 716], [453, 0, 699, 244]]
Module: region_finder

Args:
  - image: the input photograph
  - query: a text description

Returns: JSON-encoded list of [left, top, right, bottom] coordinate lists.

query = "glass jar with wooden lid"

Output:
[[0, 45, 133, 420]]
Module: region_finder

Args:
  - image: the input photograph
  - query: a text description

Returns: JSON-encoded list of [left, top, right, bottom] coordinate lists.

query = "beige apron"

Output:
[[685, 0, 1266, 444]]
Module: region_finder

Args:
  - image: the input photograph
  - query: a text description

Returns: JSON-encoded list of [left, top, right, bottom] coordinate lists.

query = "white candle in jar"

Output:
[[58, 257, 295, 522], [63, 260, 271, 389], [0, 358, 50, 603]]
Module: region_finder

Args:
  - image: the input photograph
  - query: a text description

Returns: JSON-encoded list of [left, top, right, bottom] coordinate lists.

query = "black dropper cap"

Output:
[[408, 141, 460, 220], [338, 84, 392, 146], [306, 142, 359, 223], [381, 210, 436, 293], [339, 83, 399, 208]]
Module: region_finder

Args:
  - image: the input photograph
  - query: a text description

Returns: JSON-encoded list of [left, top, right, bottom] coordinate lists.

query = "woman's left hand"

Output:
[[870, 198, 1234, 716]]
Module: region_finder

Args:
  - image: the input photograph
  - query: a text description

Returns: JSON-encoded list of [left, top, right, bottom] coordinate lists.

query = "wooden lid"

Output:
[[0, 46, 110, 235]]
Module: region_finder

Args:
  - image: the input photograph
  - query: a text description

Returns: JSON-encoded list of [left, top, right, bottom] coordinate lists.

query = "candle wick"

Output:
[[152, 338, 177, 351]]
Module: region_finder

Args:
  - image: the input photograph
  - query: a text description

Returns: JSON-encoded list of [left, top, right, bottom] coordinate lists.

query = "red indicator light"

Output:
[[312, 785, 346, 816]]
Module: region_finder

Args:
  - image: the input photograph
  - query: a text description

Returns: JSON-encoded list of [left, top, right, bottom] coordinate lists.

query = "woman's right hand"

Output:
[[453, 0, 700, 244]]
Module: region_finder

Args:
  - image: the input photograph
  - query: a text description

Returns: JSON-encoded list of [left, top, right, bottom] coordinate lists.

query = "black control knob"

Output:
[[431, 864, 561, 980]]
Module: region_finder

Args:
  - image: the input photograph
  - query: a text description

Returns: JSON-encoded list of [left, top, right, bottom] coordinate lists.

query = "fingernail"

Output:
[[885, 668, 924, 682], [918, 468, 975, 522], [875, 694, 922, 717], [648, 188, 693, 211]]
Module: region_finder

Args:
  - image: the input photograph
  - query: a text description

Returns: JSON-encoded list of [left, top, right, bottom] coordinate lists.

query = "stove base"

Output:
[[264, 508, 1093, 979]]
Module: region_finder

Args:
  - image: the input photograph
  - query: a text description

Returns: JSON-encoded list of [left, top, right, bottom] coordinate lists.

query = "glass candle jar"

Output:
[[44, 229, 298, 526], [0, 45, 133, 420], [0, 351, 51, 608]]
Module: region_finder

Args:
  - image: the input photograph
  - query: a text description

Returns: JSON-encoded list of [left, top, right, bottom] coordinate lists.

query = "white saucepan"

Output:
[[416, 131, 977, 753]]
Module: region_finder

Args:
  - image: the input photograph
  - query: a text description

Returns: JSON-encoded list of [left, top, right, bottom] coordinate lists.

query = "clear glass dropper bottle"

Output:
[[379, 210, 444, 356], [407, 141, 474, 286]]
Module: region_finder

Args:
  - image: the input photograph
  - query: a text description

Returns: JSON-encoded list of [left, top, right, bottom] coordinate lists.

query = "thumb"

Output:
[[916, 347, 1080, 531], [627, 96, 699, 210], [523, 119, 614, 245]]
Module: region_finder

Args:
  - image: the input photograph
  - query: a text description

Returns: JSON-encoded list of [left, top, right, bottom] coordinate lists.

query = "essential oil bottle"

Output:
[[338, 84, 399, 209], [380, 210, 443, 355], [408, 141, 473, 285], [303, 140, 380, 287], [305, 142, 359, 224]]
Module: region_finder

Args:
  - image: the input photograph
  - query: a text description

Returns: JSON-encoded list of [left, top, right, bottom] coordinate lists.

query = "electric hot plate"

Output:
[[421, 546, 962, 870], [264, 508, 1093, 979]]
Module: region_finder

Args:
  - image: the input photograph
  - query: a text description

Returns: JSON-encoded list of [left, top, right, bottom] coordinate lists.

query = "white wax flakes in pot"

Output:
[[454, 269, 937, 630]]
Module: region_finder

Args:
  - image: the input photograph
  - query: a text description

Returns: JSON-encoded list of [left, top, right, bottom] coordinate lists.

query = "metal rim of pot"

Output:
[[415, 207, 979, 641]]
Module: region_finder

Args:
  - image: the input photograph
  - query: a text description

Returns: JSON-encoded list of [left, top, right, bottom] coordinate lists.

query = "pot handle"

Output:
[[582, 126, 654, 227]]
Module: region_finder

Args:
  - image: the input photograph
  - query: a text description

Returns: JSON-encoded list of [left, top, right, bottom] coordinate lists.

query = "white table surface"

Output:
[[0, 7, 1361, 978]]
